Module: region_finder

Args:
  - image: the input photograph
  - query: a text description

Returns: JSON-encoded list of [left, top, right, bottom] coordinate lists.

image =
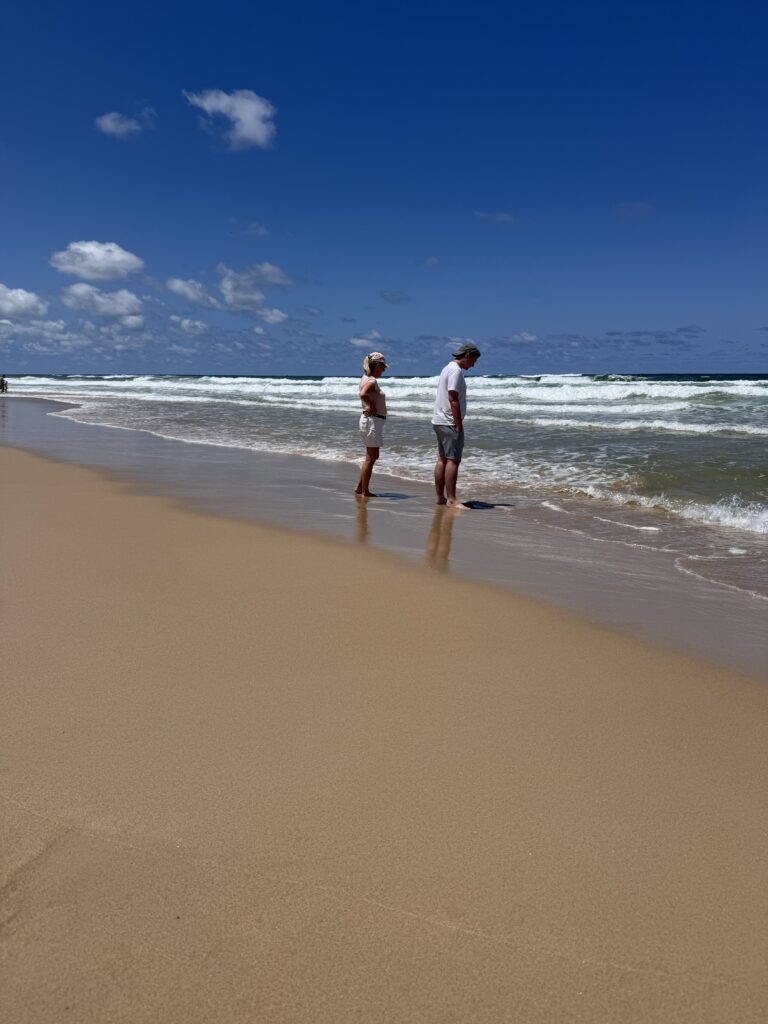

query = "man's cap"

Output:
[[368, 350, 388, 367], [452, 342, 481, 359]]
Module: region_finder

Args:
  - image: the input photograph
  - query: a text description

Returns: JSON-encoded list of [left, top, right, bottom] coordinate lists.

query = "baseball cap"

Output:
[[452, 342, 481, 359]]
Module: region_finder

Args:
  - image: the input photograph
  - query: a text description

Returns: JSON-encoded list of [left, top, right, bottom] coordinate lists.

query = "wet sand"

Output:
[[2, 396, 766, 677], [1, 446, 767, 1023]]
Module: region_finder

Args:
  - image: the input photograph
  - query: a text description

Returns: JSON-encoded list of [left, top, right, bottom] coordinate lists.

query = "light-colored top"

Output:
[[431, 362, 466, 426], [359, 375, 387, 417]]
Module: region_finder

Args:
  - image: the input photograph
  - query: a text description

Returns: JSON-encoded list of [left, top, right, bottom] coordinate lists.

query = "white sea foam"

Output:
[[592, 515, 661, 532], [595, 491, 768, 535], [12, 373, 767, 539], [521, 417, 768, 436]]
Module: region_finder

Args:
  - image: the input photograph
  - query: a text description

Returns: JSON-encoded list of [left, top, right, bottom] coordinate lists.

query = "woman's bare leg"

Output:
[[355, 447, 379, 496]]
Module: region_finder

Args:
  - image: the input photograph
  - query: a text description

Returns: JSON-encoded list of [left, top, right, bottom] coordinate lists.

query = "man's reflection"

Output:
[[354, 493, 370, 544], [425, 506, 456, 571]]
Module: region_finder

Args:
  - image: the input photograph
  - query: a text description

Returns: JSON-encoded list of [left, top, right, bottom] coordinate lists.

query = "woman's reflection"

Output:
[[354, 493, 370, 544]]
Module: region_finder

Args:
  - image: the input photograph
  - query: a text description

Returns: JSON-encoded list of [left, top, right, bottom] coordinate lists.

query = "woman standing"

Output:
[[355, 351, 388, 497]]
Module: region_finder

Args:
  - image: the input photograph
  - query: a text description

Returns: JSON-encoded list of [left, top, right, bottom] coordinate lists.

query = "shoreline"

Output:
[[2, 444, 767, 1023], [1, 395, 766, 677]]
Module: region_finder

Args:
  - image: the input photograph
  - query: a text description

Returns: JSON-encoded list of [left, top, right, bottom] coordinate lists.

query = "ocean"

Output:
[[8, 371, 768, 601]]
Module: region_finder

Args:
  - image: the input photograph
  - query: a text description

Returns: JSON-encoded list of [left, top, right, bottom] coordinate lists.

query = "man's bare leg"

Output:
[[434, 454, 448, 505], [444, 459, 467, 508], [355, 447, 379, 496]]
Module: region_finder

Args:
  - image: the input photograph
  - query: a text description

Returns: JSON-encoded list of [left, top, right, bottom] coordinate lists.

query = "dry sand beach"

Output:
[[2, 445, 767, 1023]]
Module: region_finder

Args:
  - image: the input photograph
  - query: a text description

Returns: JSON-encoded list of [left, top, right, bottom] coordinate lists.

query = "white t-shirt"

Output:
[[431, 361, 467, 426]]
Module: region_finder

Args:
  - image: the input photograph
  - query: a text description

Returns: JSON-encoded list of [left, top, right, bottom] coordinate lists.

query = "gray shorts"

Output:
[[433, 424, 465, 461]]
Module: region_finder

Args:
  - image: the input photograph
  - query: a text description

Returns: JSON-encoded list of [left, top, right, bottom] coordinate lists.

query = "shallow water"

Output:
[[7, 372, 768, 601], [2, 396, 766, 679]]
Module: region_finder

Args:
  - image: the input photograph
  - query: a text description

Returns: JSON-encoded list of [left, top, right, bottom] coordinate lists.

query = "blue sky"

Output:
[[1, 0, 766, 375]]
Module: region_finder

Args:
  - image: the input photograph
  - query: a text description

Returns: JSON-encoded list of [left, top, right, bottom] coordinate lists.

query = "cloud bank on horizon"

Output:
[[1, 2, 766, 374]]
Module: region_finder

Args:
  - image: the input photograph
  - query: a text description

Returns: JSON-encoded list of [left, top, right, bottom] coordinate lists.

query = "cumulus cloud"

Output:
[[0, 318, 89, 353], [493, 331, 538, 344], [120, 315, 144, 330], [50, 241, 144, 280], [170, 315, 208, 334], [350, 328, 382, 348], [184, 89, 276, 150], [252, 261, 293, 285], [474, 210, 514, 224], [0, 283, 49, 317], [217, 266, 264, 310], [216, 262, 293, 311], [61, 283, 143, 316], [380, 290, 412, 304], [95, 112, 142, 138], [95, 108, 155, 139], [166, 277, 219, 307], [254, 307, 288, 325]]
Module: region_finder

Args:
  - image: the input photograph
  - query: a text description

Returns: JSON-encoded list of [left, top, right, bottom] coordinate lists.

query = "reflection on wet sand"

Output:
[[425, 507, 457, 571], [355, 493, 370, 544]]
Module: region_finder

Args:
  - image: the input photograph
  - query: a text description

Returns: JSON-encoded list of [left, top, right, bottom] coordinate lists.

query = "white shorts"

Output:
[[359, 413, 384, 448]]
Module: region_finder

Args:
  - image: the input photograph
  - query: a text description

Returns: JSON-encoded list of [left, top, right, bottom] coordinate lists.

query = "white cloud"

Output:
[[217, 266, 264, 310], [253, 261, 293, 285], [61, 283, 143, 316], [252, 326, 266, 335], [0, 283, 49, 317], [216, 262, 293, 311], [255, 307, 288, 325], [120, 315, 144, 330], [166, 277, 219, 307], [0, 318, 89, 353], [170, 315, 208, 334], [350, 328, 382, 348], [183, 89, 276, 150], [50, 240, 144, 280], [95, 112, 142, 138], [512, 331, 538, 343]]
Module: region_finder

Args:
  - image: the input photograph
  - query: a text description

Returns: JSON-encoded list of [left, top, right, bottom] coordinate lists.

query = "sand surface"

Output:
[[1, 446, 766, 1023]]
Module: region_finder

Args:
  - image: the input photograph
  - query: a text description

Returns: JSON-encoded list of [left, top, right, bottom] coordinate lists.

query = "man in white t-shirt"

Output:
[[431, 342, 481, 507]]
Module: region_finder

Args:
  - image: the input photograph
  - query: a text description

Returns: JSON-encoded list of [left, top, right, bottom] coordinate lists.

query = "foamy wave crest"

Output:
[[594, 491, 768, 535], [520, 417, 768, 436]]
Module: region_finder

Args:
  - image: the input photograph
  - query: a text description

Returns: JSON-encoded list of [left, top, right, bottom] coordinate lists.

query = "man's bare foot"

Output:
[[446, 499, 469, 509], [435, 497, 448, 506], [355, 490, 377, 497]]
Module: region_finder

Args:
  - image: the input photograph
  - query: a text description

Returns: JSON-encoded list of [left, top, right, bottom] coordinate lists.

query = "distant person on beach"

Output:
[[431, 342, 481, 508], [355, 351, 388, 497], [0, 375, 7, 393]]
